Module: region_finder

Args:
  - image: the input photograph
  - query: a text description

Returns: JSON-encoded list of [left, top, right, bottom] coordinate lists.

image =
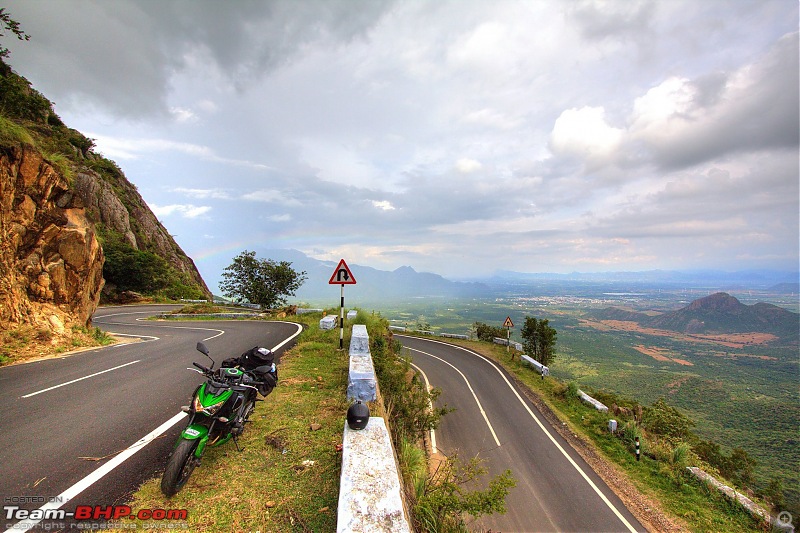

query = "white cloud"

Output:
[[371, 200, 396, 211], [170, 106, 197, 123], [171, 188, 231, 199], [549, 106, 623, 166], [151, 204, 211, 219], [455, 158, 483, 174]]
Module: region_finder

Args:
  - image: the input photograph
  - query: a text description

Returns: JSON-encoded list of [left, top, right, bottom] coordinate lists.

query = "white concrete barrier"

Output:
[[338, 327, 411, 532], [297, 308, 324, 315], [347, 325, 377, 402], [320, 315, 337, 330], [439, 333, 469, 340], [337, 417, 411, 533], [521, 354, 550, 376], [685, 467, 787, 530], [577, 389, 608, 412], [347, 310, 358, 320]]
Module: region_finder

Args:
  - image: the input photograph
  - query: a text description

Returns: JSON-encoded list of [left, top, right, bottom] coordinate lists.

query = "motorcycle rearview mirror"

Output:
[[196, 342, 216, 369]]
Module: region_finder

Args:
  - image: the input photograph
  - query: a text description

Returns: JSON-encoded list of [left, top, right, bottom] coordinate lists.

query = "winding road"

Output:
[[399, 334, 644, 533], [0, 305, 301, 530]]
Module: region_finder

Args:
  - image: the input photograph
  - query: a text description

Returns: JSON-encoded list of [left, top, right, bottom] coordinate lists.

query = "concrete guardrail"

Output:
[[686, 467, 793, 531], [521, 354, 550, 376], [577, 389, 609, 412], [337, 324, 410, 532]]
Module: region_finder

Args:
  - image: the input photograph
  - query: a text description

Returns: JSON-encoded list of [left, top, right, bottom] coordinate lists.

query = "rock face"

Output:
[[0, 145, 104, 330], [71, 169, 210, 295]]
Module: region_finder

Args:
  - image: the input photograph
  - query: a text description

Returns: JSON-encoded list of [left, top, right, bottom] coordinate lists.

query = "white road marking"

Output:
[[268, 321, 304, 352], [12, 411, 188, 530], [21, 360, 142, 398], [13, 312, 305, 530], [407, 346, 501, 448], [400, 335, 638, 533], [409, 362, 438, 454]]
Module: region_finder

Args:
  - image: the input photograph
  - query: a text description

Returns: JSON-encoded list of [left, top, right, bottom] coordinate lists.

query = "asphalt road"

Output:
[[0, 305, 302, 530], [398, 335, 644, 533]]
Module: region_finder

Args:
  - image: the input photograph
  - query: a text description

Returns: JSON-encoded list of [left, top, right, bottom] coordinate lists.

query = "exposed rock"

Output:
[[0, 145, 104, 331]]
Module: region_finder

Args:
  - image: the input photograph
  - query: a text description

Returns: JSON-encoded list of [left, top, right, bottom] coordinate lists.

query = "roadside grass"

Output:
[[117, 310, 351, 532], [0, 324, 114, 366], [410, 335, 769, 533]]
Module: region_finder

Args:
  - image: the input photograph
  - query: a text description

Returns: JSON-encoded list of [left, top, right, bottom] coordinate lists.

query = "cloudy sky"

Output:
[[5, 0, 799, 291]]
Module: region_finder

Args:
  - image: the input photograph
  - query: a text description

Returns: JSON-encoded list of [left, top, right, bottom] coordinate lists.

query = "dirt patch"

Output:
[[632, 345, 694, 366], [579, 319, 778, 350]]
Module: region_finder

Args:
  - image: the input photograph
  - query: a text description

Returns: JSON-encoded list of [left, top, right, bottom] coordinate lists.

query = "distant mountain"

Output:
[[769, 282, 800, 294], [249, 249, 490, 305], [592, 292, 799, 339]]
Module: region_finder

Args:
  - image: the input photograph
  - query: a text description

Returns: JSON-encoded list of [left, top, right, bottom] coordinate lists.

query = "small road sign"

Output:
[[329, 259, 357, 285], [503, 316, 514, 328]]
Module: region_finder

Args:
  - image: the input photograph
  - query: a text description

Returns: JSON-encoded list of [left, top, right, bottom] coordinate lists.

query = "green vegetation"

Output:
[[100, 232, 205, 301], [382, 291, 799, 522], [472, 321, 506, 342], [220, 250, 308, 309], [520, 315, 557, 366]]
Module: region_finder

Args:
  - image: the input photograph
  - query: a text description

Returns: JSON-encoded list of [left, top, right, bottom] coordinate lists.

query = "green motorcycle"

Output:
[[160, 342, 277, 496]]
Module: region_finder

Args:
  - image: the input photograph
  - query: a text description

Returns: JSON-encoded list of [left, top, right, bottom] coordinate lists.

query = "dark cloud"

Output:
[[4, 0, 395, 117]]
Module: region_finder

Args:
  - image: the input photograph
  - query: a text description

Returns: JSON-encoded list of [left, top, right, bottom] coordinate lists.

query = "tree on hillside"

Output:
[[520, 316, 557, 366], [472, 321, 507, 342], [0, 8, 30, 58], [220, 250, 307, 310]]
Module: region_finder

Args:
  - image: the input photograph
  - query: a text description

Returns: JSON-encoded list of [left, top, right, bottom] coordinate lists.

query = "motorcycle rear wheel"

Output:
[[161, 438, 199, 497]]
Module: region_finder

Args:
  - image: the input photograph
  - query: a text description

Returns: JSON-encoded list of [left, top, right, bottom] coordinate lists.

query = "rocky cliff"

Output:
[[0, 144, 104, 332], [0, 59, 210, 340]]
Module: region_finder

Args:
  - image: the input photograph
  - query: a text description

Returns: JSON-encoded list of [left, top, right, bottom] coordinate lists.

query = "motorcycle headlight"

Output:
[[193, 395, 225, 416]]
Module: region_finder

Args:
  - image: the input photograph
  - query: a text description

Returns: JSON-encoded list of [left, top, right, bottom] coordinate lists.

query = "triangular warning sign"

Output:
[[329, 259, 357, 285], [503, 316, 514, 328]]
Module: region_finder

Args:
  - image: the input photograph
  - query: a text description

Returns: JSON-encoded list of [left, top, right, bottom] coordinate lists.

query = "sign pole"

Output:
[[339, 283, 345, 350], [503, 316, 514, 353], [328, 259, 357, 351]]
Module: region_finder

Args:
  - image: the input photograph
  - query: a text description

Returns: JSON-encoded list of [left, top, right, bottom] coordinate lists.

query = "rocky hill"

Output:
[[592, 292, 799, 339], [0, 59, 209, 338]]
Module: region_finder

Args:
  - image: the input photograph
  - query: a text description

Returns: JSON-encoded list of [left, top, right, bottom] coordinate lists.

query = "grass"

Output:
[[116, 310, 351, 532], [0, 323, 115, 366], [0, 113, 33, 145]]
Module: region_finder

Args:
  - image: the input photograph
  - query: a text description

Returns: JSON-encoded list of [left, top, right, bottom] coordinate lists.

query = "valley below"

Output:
[[372, 279, 800, 515]]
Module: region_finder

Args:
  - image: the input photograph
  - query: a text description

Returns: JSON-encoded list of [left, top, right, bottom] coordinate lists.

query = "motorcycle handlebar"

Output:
[[193, 362, 209, 372]]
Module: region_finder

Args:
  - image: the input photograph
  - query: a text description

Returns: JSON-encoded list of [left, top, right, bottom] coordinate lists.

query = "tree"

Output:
[[219, 250, 307, 309], [472, 321, 507, 342], [520, 316, 557, 366], [0, 8, 30, 59]]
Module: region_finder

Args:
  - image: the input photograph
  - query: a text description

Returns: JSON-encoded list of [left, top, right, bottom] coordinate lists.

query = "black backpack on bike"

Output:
[[222, 346, 278, 396]]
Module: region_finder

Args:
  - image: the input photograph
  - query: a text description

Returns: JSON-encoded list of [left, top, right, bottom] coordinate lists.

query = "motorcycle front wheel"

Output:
[[160, 438, 199, 497]]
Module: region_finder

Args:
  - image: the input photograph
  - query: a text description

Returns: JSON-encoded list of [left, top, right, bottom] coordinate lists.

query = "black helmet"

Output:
[[346, 400, 370, 430]]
